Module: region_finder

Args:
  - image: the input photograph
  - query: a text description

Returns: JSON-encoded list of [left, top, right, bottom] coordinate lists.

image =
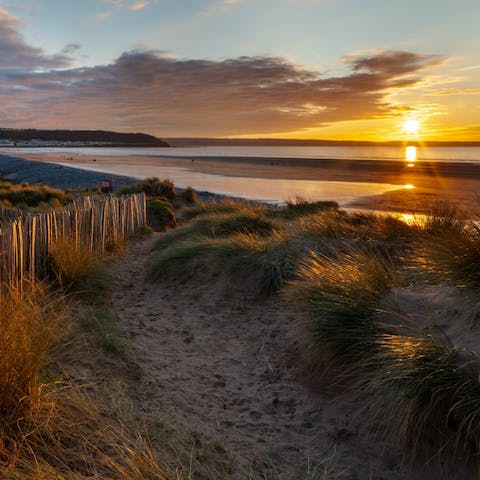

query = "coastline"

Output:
[[3, 152, 480, 214], [0, 154, 135, 191], [0, 153, 228, 202]]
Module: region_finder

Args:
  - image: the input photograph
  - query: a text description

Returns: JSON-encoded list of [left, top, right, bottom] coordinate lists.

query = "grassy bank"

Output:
[[0, 177, 185, 478], [148, 197, 480, 471]]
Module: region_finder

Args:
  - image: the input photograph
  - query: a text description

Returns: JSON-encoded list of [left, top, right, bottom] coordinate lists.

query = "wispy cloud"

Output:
[[430, 88, 480, 96], [95, 11, 113, 21], [457, 64, 480, 72], [103, 0, 150, 11]]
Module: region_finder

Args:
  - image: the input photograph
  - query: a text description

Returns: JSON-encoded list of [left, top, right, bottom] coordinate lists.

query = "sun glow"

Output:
[[405, 145, 417, 163], [403, 118, 420, 135]]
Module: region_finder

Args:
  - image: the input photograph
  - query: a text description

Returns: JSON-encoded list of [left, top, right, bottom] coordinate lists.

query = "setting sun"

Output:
[[404, 118, 420, 135]]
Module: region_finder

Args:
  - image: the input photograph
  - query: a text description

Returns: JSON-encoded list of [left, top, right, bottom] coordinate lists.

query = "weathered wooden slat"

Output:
[[0, 193, 146, 299]]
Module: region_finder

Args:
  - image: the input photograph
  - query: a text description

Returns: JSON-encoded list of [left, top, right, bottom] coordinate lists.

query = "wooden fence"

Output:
[[0, 193, 146, 296]]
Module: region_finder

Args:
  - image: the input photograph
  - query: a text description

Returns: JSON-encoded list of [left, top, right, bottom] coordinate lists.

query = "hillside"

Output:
[[0, 129, 169, 147]]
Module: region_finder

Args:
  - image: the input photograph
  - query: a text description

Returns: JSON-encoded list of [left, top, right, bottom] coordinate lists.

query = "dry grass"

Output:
[[0, 178, 71, 208], [49, 238, 100, 288], [0, 285, 66, 422], [120, 177, 176, 200], [0, 276, 173, 478], [181, 197, 261, 220], [150, 201, 419, 298], [0, 382, 173, 479]]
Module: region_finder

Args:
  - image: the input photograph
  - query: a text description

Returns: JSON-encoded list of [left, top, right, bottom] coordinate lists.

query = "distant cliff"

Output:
[[0, 129, 169, 147]]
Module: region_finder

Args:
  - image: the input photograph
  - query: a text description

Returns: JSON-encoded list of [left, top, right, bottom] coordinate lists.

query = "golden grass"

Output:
[[0, 283, 172, 478], [49, 239, 100, 288], [0, 285, 66, 420]]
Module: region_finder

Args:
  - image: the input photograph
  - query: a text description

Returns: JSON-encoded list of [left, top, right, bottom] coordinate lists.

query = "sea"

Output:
[[4, 145, 480, 162], [2, 145, 480, 205]]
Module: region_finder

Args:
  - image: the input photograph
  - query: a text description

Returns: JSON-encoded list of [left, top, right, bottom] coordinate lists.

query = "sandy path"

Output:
[[108, 234, 468, 479]]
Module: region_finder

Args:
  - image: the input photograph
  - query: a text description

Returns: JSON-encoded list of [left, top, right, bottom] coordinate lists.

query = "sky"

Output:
[[0, 0, 479, 140]]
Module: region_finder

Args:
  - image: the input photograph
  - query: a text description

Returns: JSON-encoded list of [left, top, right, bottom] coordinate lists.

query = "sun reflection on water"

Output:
[[405, 145, 417, 165]]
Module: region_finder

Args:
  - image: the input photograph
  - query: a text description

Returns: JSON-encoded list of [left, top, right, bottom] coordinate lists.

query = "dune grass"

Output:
[[288, 248, 398, 358], [120, 177, 176, 200], [0, 285, 65, 421], [365, 328, 480, 457], [420, 213, 480, 285], [0, 247, 144, 476], [49, 238, 100, 288], [181, 197, 262, 220], [151, 199, 415, 297], [266, 198, 339, 220], [0, 274, 194, 477], [149, 232, 265, 278], [147, 222, 305, 295], [288, 243, 480, 459], [80, 306, 127, 358], [0, 178, 71, 208], [0, 381, 173, 479], [149, 196, 480, 465], [0, 280, 175, 479], [155, 211, 277, 250], [147, 197, 177, 230], [180, 186, 197, 204]]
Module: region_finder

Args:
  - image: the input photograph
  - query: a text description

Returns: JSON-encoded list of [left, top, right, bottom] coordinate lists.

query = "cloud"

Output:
[[0, 7, 447, 136], [0, 7, 71, 70], [342, 49, 443, 76], [61, 43, 82, 55], [129, 2, 149, 11], [430, 88, 480, 96], [0, 47, 446, 136], [103, 0, 150, 10], [95, 11, 113, 20]]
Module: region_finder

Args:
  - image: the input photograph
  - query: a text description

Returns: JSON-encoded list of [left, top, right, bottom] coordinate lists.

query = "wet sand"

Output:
[[17, 152, 480, 213]]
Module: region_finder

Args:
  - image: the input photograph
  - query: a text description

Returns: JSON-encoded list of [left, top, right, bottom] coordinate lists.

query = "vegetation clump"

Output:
[[419, 203, 480, 285], [147, 197, 177, 230], [0, 178, 71, 208], [181, 197, 259, 220], [120, 177, 176, 200], [49, 238, 100, 288], [368, 331, 480, 455], [268, 197, 339, 220], [180, 185, 198, 204], [288, 248, 397, 357]]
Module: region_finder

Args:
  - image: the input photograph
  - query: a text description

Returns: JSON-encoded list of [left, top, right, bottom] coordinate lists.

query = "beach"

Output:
[[1, 151, 480, 477], [9, 150, 480, 213]]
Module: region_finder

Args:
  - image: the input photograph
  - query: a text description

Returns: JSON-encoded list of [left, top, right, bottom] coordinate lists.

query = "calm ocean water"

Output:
[[2, 145, 480, 204], [3, 145, 480, 163]]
